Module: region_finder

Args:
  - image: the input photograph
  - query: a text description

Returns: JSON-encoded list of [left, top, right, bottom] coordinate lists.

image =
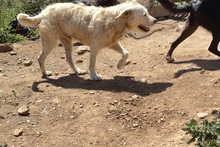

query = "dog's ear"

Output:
[[116, 9, 133, 19]]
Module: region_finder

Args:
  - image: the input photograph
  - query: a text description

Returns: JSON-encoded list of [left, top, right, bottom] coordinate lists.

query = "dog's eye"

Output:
[[143, 13, 146, 17]]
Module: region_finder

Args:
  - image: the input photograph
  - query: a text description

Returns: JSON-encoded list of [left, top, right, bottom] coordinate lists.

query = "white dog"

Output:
[[17, 0, 156, 80]]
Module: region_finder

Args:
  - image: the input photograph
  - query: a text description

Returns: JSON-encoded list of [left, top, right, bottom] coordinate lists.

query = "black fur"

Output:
[[157, 0, 220, 62]]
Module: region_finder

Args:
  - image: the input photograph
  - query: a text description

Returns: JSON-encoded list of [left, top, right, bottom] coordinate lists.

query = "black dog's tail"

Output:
[[157, 0, 192, 13]]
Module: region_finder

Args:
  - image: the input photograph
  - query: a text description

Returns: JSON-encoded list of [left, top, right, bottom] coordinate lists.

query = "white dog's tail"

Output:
[[17, 13, 42, 26]]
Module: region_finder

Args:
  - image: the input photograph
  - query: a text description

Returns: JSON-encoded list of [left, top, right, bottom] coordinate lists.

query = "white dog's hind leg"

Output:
[[109, 42, 129, 70], [61, 38, 87, 75], [89, 45, 102, 80], [38, 33, 57, 76]]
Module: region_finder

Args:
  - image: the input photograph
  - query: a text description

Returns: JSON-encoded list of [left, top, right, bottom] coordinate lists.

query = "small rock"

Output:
[[24, 60, 33, 66], [197, 112, 208, 119], [93, 103, 100, 107], [80, 104, 84, 108], [157, 120, 161, 123], [0, 44, 13, 52], [199, 69, 205, 74], [160, 118, 165, 122], [133, 124, 139, 127], [14, 128, 23, 137], [18, 105, 30, 116], [211, 108, 219, 115], [89, 91, 95, 94], [76, 59, 83, 63], [76, 46, 89, 55], [35, 131, 42, 137], [139, 78, 148, 83], [10, 51, 17, 55], [132, 94, 139, 99], [36, 99, 43, 103]]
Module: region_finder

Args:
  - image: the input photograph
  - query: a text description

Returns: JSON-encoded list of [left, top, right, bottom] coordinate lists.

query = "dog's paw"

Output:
[[117, 53, 129, 69], [90, 74, 102, 81], [117, 59, 128, 69], [166, 56, 175, 63], [117, 62, 124, 70]]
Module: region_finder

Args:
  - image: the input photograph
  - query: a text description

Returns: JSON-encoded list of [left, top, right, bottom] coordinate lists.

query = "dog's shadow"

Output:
[[32, 75, 173, 96], [173, 59, 220, 78]]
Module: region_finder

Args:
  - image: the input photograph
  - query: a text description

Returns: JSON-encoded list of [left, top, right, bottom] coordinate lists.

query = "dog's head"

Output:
[[116, 0, 156, 32]]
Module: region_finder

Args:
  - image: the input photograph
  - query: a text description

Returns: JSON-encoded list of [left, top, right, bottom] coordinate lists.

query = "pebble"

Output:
[[199, 69, 205, 74], [139, 78, 148, 83], [18, 105, 30, 116], [132, 95, 139, 99], [76, 46, 89, 55], [76, 59, 83, 63], [93, 103, 100, 107], [36, 99, 43, 103], [211, 108, 219, 115], [89, 91, 95, 94], [196, 112, 208, 119], [24, 60, 33, 66], [14, 128, 23, 137], [10, 51, 17, 55], [133, 124, 139, 127]]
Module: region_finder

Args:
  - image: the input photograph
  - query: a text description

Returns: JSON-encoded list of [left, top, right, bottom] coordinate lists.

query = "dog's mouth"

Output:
[[138, 25, 150, 32]]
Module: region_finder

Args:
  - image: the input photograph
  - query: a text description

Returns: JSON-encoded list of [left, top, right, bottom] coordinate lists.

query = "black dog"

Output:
[[9, 17, 30, 36], [157, 0, 220, 62]]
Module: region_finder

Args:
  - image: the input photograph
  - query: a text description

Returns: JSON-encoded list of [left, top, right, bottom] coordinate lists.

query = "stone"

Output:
[[197, 112, 208, 119], [10, 51, 17, 55], [133, 124, 139, 127], [132, 94, 139, 99], [24, 60, 33, 66], [0, 44, 13, 52], [76, 46, 90, 55], [14, 128, 23, 137], [139, 78, 148, 83], [199, 69, 205, 74], [89, 91, 95, 94], [18, 105, 30, 116], [76, 59, 83, 63], [211, 108, 219, 115]]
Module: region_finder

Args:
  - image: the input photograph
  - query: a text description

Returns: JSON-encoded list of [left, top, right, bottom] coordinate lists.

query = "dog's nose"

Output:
[[154, 19, 157, 23]]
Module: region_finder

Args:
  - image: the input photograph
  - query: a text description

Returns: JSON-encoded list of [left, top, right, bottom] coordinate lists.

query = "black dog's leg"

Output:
[[166, 14, 199, 63], [208, 33, 220, 56]]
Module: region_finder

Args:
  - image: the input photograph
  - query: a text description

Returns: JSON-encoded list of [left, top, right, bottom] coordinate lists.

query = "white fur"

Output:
[[17, 0, 156, 80]]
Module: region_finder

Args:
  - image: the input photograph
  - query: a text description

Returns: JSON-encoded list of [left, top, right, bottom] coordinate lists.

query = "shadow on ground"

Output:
[[32, 75, 173, 96], [173, 59, 220, 78]]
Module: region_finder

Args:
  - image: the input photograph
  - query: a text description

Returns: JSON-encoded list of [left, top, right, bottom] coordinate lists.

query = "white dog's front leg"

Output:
[[89, 47, 101, 80], [110, 42, 129, 70]]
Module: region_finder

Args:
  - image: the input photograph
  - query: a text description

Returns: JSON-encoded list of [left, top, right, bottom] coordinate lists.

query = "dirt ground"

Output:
[[0, 17, 220, 147]]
